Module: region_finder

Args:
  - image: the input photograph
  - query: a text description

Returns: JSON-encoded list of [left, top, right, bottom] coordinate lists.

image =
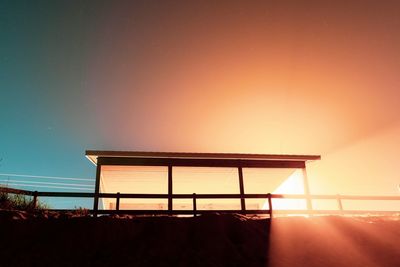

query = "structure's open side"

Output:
[[2, 151, 398, 216], [86, 151, 321, 215]]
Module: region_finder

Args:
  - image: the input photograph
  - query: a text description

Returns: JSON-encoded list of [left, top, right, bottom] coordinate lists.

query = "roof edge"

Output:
[[85, 150, 321, 165]]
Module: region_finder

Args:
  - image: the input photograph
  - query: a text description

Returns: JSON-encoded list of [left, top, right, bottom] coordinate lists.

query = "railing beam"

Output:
[[2, 184, 400, 216]]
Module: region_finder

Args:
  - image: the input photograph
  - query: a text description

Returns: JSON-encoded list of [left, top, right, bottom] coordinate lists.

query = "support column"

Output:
[[168, 165, 173, 212], [93, 163, 101, 217], [302, 167, 313, 213], [238, 167, 246, 212]]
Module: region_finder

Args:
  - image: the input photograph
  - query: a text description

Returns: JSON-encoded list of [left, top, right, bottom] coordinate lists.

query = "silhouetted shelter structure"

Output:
[[86, 150, 320, 216], [2, 151, 399, 216]]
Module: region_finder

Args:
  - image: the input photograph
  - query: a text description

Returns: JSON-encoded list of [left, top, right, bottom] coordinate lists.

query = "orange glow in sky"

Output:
[[2, 1, 400, 213], [84, 1, 400, 211]]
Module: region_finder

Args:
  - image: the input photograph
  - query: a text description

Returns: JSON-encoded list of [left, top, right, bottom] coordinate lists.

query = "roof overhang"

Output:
[[86, 150, 321, 168]]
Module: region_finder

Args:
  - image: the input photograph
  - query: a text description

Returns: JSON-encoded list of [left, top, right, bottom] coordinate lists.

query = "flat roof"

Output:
[[86, 150, 321, 166]]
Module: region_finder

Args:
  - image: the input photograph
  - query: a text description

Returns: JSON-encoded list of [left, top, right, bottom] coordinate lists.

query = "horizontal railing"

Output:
[[1, 186, 399, 217]]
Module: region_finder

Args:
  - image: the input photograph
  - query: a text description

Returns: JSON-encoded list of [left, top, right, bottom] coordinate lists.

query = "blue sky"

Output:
[[1, 1, 400, 209], [0, 1, 102, 207]]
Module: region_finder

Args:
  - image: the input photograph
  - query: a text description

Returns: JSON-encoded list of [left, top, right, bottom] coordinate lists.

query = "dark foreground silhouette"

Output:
[[0, 211, 399, 267]]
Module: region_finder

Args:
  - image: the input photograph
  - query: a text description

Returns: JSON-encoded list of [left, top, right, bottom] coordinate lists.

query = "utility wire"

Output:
[[0, 173, 93, 182], [0, 179, 94, 188], [0, 183, 93, 191]]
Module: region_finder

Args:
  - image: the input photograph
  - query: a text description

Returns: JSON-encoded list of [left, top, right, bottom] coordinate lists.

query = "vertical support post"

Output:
[[32, 191, 38, 209], [267, 193, 273, 218], [336, 194, 343, 214], [302, 167, 313, 215], [168, 165, 173, 212], [238, 167, 246, 213], [93, 163, 101, 217], [116, 192, 120, 211], [193, 193, 197, 217]]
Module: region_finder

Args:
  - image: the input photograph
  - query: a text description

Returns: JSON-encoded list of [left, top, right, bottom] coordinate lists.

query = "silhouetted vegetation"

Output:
[[0, 191, 48, 210]]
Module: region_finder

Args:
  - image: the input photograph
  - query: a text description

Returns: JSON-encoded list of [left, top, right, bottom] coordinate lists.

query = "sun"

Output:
[[263, 169, 307, 210]]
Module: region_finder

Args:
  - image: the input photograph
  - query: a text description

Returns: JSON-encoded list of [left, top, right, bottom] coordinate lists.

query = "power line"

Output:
[[0, 183, 93, 191], [0, 179, 94, 188], [0, 173, 93, 182]]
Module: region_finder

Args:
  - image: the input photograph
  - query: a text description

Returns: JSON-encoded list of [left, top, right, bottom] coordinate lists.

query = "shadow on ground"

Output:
[[1, 212, 399, 267]]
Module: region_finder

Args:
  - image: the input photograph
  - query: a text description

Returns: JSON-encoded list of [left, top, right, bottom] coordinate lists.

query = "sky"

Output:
[[1, 1, 400, 209]]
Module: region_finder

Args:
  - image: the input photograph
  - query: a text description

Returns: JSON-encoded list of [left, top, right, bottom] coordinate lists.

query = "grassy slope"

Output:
[[0, 213, 399, 267]]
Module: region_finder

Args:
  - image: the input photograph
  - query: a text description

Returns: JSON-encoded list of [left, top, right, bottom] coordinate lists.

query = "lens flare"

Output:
[[263, 170, 306, 210]]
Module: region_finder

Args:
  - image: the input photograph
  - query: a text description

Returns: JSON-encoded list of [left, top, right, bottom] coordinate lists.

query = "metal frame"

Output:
[[96, 157, 307, 168], [1, 186, 399, 216], [88, 151, 321, 216], [85, 150, 321, 165]]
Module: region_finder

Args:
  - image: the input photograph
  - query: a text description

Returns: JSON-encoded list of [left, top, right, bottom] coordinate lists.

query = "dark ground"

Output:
[[0, 211, 399, 267]]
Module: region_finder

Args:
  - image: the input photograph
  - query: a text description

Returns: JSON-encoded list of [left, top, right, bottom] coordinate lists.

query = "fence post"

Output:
[[267, 193, 273, 218], [301, 167, 313, 213], [193, 193, 197, 217], [32, 191, 38, 209], [168, 165, 173, 213], [336, 194, 343, 214], [238, 167, 246, 213], [116, 192, 120, 211]]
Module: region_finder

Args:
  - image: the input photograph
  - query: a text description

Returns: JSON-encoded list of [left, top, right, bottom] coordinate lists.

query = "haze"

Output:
[[1, 1, 400, 202]]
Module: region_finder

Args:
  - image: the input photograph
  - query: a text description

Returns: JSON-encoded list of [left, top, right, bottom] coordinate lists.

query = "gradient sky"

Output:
[[1, 1, 400, 207]]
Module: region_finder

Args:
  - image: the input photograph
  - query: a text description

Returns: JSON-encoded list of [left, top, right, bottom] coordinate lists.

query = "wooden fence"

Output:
[[1, 186, 399, 217]]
